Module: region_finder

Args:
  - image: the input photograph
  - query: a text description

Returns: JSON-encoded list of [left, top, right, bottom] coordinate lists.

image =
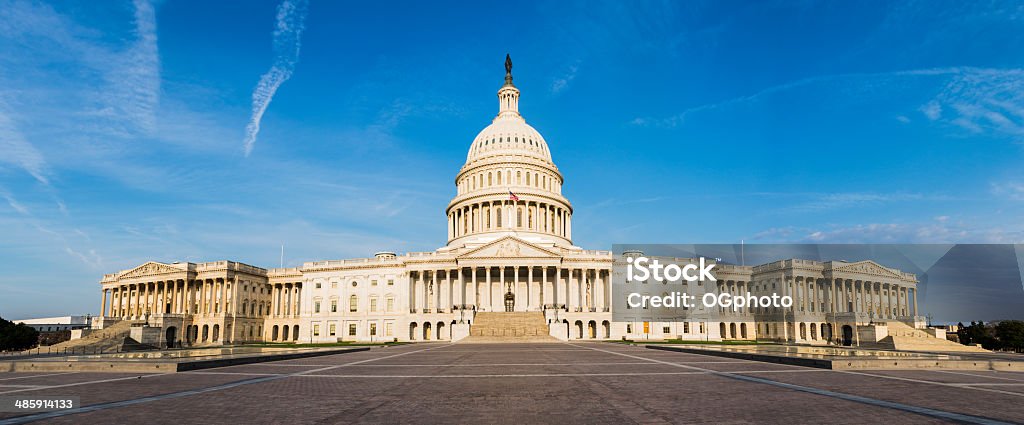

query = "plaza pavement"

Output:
[[1, 342, 1024, 424]]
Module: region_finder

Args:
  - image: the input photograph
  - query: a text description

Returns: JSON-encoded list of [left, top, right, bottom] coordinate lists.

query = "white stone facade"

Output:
[[95, 59, 922, 346]]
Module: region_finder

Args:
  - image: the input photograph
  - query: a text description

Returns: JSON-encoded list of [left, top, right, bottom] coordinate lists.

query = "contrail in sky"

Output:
[[243, 0, 309, 157]]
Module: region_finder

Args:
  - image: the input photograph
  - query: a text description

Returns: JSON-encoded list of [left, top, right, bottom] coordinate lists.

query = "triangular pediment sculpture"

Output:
[[459, 236, 560, 259], [119, 261, 185, 279], [831, 260, 906, 279]]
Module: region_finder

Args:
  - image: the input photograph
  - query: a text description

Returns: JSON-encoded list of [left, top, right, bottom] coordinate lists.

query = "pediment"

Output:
[[831, 260, 904, 279], [119, 261, 185, 279], [459, 236, 561, 259]]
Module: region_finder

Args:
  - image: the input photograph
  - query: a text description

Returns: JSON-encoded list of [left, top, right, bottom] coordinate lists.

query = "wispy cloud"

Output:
[[787, 192, 955, 212], [0, 105, 48, 185], [243, 0, 309, 157], [0, 0, 163, 270], [551, 63, 579, 94], [754, 216, 1023, 245], [0, 186, 102, 268], [991, 181, 1024, 201], [924, 68, 1024, 141], [110, 0, 161, 134], [631, 67, 1024, 139]]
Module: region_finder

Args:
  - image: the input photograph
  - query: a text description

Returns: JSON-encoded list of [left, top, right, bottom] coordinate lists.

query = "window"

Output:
[[371, 280, 378, 287], [626, 324, 633, 333], [313, 324, 320, 336], [386, 296, 394, 312], [314, 301, 321, 313], [349, 295, 358, 312], [385, 322, 394, 337], [351, 281, 357, 287], [316, 282, 322, 289], [387, 279, 394, 286], [329, 323, 336, 336], [663, 326, 671, 334], [683, 322, 690, 333], [370, 323, 377, 336], [370, 297, 378, 312], [348, 323, 357, 336], [331, 300, 337, 313]]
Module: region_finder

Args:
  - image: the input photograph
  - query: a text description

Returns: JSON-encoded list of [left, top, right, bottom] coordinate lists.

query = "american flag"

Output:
[[508, 190, 519, 201]]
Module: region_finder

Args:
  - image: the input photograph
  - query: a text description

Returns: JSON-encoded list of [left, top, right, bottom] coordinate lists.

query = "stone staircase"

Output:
[[862, 321, 988, 353], [26, 320, 153, 355], [462, 312, 558, 343]]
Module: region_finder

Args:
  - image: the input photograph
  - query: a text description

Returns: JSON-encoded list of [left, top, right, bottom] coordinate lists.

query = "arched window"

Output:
[[488, 172, 492, 186], [528, 209, 533, 228], [496, 209, 502, 228], [497, 172, 502, 185], [517, 208, 523, 227], [486, 209, 491, 228], [526, 173, 530, 186], [349, 295, 358, 312], [516, 171, 521, 185]]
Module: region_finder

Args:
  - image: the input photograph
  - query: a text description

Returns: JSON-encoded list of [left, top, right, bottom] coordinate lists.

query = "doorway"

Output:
[[165, 326, 177, 349], [504, 291, 515, 312]]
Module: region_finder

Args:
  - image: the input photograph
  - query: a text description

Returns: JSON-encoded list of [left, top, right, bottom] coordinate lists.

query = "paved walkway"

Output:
[[2, 342, 1024, 424]]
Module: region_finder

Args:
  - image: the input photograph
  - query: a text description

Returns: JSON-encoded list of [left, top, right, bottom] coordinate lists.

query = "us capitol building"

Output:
[[92, 57, 932, 348]]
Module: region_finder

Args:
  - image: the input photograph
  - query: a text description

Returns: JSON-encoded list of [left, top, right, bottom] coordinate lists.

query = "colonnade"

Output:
[[748, 276, 918, 318], [820, 277, 917, 318], [448, 200, 571, 240], [269, 282, 302, 318], [407, 266, 609, 313], [101, 278, 237, 319]]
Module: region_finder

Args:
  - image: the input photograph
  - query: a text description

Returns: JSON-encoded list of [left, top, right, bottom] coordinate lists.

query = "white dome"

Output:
[[466, 115, 552, 163], [446, 56, 574, 249]]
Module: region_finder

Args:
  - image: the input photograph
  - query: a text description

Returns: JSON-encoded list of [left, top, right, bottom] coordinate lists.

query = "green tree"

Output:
[[995, 320, 1024, 353], [958, 321, 997, 349], [0, 316, 39, 351]]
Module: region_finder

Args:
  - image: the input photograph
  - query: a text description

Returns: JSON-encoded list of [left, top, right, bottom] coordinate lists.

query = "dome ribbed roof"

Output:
[[466, 115, 552, 163]]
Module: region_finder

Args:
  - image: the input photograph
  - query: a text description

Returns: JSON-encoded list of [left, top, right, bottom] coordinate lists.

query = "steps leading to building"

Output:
[[862, 321, 988, 353], [461, 312, 558, 343], [28, 320, 150, 354]]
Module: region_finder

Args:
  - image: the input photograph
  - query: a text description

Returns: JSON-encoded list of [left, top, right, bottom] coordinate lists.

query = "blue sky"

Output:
[[1, 0, 1023, 318]]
